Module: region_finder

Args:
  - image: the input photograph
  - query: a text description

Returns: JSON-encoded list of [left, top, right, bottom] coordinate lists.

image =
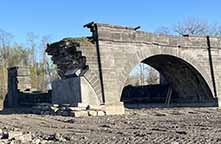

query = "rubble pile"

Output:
[[46, 38, 91, 78], [0, 129, 67, 144], [31, 103, 106, 117]]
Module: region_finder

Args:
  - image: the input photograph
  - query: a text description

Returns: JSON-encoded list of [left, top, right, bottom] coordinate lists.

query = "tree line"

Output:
[[156, 17, 221, 36], [0, 30, 57, 99]]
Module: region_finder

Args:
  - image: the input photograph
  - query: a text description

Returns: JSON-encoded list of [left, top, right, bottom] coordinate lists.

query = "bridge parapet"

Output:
[[85, 22, 221, 49]]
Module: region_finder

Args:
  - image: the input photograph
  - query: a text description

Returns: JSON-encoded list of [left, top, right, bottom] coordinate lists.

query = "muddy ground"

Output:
[[1, 107, 221, 144]]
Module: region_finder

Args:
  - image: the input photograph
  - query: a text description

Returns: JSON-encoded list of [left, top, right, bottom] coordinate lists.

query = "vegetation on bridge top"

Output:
[[62, 37, 94, 46]]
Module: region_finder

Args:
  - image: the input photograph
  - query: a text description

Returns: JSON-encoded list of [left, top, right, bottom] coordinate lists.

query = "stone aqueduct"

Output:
[[46, 22, 221, 110]]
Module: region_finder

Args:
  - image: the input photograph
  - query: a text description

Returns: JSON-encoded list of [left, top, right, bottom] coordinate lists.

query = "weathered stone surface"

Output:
[[0, 129, 9, 139], [104, 103, 125, 115], [68, 106, 87, 111], [52, 77, 100, 106], [52, 78, 81, 105], [87, 105, 104, 110], [97, 111, 106, 116], [46, 38, 91, 78], [9, 132, 32, 143], [71, 111, 89, 117], [5, 67, 52, 108], [45, 22, 221, 117], [88, 110, 97, 116]]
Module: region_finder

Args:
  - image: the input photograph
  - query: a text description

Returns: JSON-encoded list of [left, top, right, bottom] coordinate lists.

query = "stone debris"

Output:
[[97, 111, 106, 116], [27, 103, 126, 117], [88, 110, 97, 116], [46, 38, 90, 78], [0, 130, 67, 144], [72, 111, 89, 117], [0, 129, 9, 139], [29, 103, 108, 117]]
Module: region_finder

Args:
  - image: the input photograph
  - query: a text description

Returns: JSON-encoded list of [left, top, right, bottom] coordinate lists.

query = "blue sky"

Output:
[[0, 0, 221, 44]]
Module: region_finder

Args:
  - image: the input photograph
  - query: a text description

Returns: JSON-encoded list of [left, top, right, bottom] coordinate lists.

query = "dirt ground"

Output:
[[1, 107, 221, 144]]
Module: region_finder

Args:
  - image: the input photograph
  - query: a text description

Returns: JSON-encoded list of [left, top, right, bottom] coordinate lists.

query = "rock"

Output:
[[9, 132, 32, 143], [68, 107, 86, 111], [15, 133, 32, 143], [75, 103, 89, 108], [154, 112, 167, 116], [71, 111, 88, 117], [88, 110, 97, 116], [8, 131, 23, 139], [10, 140, 22, 144], [97, 111, 105, 116], [171, 142, 179, 144], [42, 133, 57, 141], [87, 105, 104, 110], [52, 104, 59, 107], [64, 119, 75, 123], [104, 104, 125, 115], [50, 106, 59, 113], [0, 129, 9, 139], [32, 138, 41, 144], [55, 133, 67, 142]]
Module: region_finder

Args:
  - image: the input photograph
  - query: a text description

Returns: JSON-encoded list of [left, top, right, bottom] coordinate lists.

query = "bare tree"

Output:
[[40, 36, 50, 90], [156, 17, 221, 37], [27, 32, 38, 66], [7, 43, 32, 67], [139, 64, 145, 85], [146, 67, 159, 85], [175, 18, 209, 36], [0, 29, 13, 65], [209, 23, 221, 36]]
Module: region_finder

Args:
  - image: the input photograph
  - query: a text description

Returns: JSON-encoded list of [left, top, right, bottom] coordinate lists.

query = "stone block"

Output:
[[52, 77, 100, 106], [71, 111, 89, 117], [97, 111, 106, 116], [87, 105, 104, 110], [8, 131, 23, 139], [68, 106, 87, 111], [104, 103, 125, 115], [88, 110, 97, 116], [52, 78, 81, 105], [75, 103, 89, 108]]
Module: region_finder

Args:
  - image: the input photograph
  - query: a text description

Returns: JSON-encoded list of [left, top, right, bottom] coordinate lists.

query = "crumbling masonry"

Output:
[[46, 22, 221, 112], [4, 22, 221, 116]]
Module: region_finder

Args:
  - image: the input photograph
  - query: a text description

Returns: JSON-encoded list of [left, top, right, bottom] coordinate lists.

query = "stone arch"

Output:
[[84, 70, 103, 104], [119, 45, 216, 106]]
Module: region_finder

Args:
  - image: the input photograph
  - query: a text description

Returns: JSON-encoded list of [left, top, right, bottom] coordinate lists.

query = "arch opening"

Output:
[[121, 54, 217, 108]]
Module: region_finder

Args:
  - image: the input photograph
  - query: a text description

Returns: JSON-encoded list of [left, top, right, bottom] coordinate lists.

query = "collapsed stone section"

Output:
[[46, 38, 90, 78]]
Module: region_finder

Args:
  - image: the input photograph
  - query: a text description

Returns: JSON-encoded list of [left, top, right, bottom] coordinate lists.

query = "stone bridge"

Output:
[[46, 22, 221, 114]]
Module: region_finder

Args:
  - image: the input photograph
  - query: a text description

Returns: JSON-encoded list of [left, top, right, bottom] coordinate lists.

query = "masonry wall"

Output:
[[4, 67, 52, 108], [77, 40, 104, 104], [92, 23, 221, 105]]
